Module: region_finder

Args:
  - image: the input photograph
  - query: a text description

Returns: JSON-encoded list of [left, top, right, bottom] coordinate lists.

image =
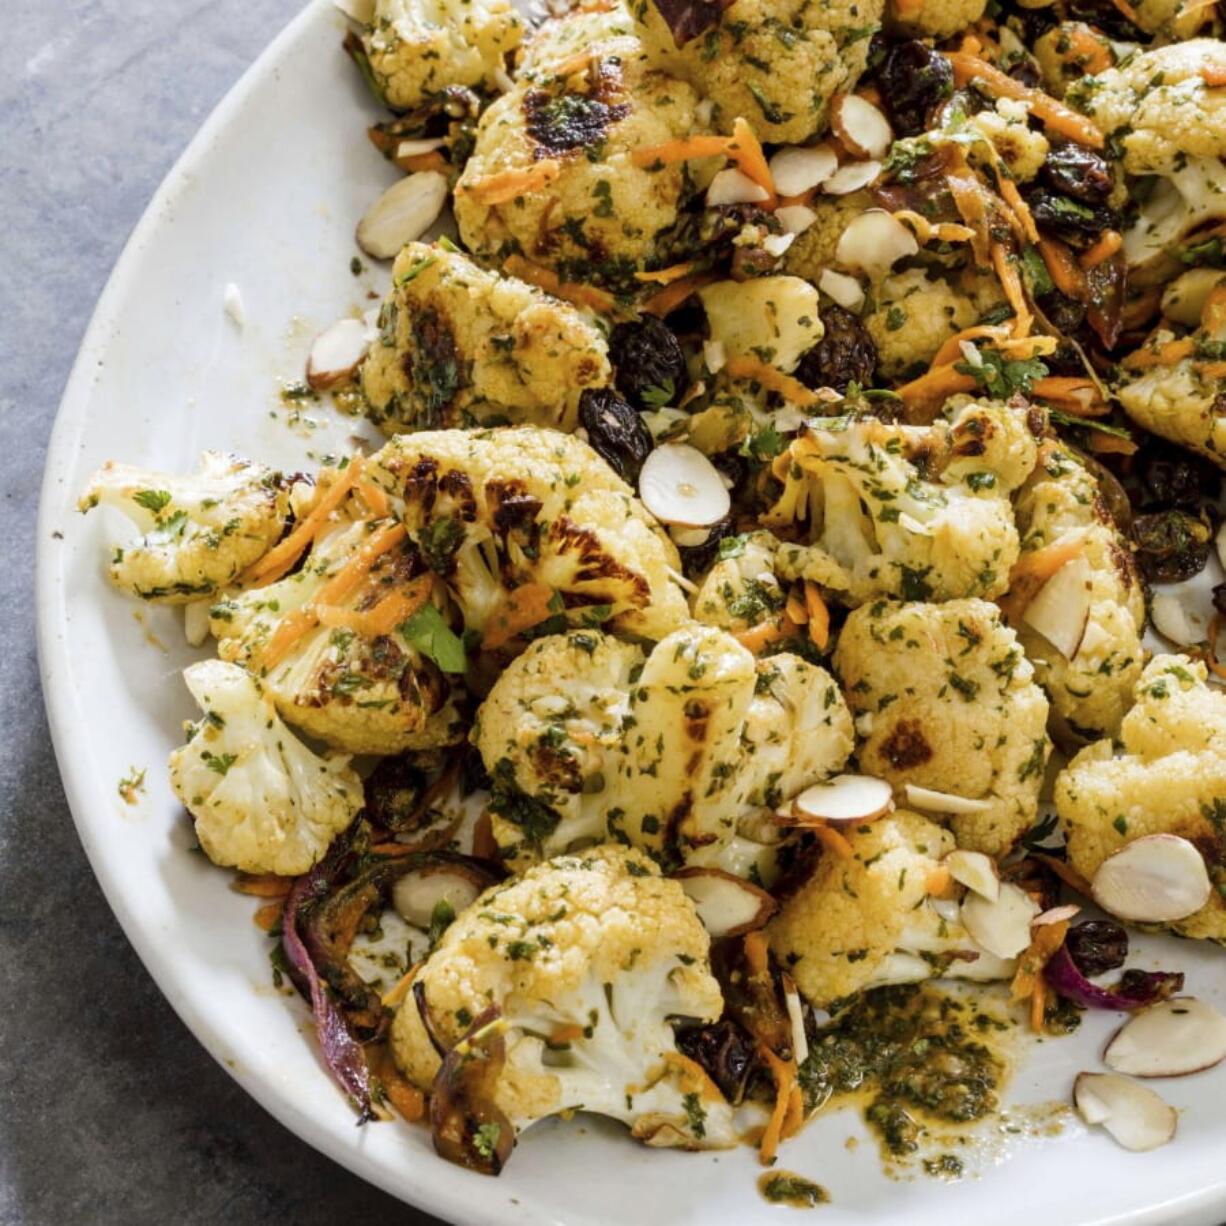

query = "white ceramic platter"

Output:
[[35, 1, 1226, 1222]]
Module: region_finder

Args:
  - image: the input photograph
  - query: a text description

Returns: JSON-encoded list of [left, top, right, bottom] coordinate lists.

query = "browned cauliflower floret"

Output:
[[454, 18, 702, 287], [1010, 439, 1146, 743], [864, 269, 979, 379], [833, 599, 1050, 855], [633, 0, 884, 144], [782, 192, 873, 283], [691, 531, 784, 633], [1055, 655, 1226, 944], [768, 811, 1017, 1007], [888, 0, 985, 40], [366, 427, 690, 641], [361, 242, 610, 436]]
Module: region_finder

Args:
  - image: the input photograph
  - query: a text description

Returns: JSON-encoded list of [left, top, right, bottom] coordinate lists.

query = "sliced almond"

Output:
[[818, 268, 865, 312], [184, 600, 212, 648], [783, 774, 895, 827], [768, 144, 839, 197], [703, 339, 727, 374], [395, 137, 446, 160], [781, 972, 810, 1065], [356, 171, 449, 260], [960, 881, 1040, 959], [306, 318, 374, 390], [1022, 554, 1092, 660], [391, 866, 484, 929], [1074, 1073, 1177, 1151], [706, 167, 770, 207], [831, 94, 893, 161], [670, 523, 712, 548], [1034, 903, 1081, 926], [945, 849, 1000, 902], [1161, 267, 1226, 327], [1091, 833, 1211, 923], [835, 209, 918, 278], [223, 282, 246, 328], [762, 233, 795, 258], [1104, 997, 1226, 1077], [776, 204, 819, 235], [1151, 589, 1211, 648], [334, 0, 375, 21], [905, 784, 994, 818], [822, 160, 883, 196], [674, 867, 778, 939], [639, 443, 730, 528]]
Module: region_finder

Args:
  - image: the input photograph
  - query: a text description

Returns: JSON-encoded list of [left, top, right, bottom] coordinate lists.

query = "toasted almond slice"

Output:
[[670, 523, 712, 548], [762, 232, 795, 257], [639, 443, 730, 528], [1034, 903, 1081, 926], [391, 866, 484, 929], [822, 160, 883, 196], [835, 209, 918, 277], [1151, 590, 1211, 648], [1074, 1073, 1177, 1151], [707, 167, 771, 207], [960, 881, 1039, 959], [1022, 554, 1092, 660], [905, 784, 994, 818], [781, 972, 810, 1065], [785, 774, 895, 827], [1091, 833, 1211, 923], [674, 867, 778, 939], [776, 204, 819, 235], [703, 339, 727, 373], [769, 144, 839, 197], [223, 282, 246, 327], [306, 318, 374, 390], [945, 849, 1000, 902], [356, 171, 449, 259], [1104, 997, 1226, 1077], [395, 137, 447, 160], [184, 600, 212, 648], [818, 268, 865, 311], [831, 94, 893, 160], [334, 0, 375, 20]]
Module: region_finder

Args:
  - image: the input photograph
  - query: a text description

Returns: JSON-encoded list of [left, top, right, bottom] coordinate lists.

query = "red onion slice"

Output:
[[1044, 946, 1184, 1012]]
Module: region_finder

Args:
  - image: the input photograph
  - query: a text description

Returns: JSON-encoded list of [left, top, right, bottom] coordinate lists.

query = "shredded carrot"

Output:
[[234, 873, 292, 898], [991, 242, 1033, 339], [948, 54, 1105, 148], [723, 355, 826, 406], [785, 588, 809, 626], [925, 866, 953, 896], [998, 175, 1039, 244], [246, 458, 365, 585], [758, 1044, 800, 1165], [399, 150, 448, 175], [359, 480, 390, 518], [947, 170, 992, 267], [504, 254, 615, 313], [895, 0, 925, 17], [1079, 229, 1122, 270], [261, 522, 408, 668], [1204, 616, 1226, 680], [778, 189, 817, 209], [998, 534, 1086, 621], [895, 365, 979, 423], [1037, 237, 1087, 302], [1199, 361, 1226, 378], [1010, 919, 1070, 1004], [253, 902, 284, 932], [1030, 375, 1109, 416], [811, 821, 854, 859], [316, 581, 432, 638], [550, 1022, 587, 1045], [634, 261, 696, 285], [472, 810, 499, 860], [458, 159, 561, 205], [1202, 283, 1226, 333], [482, 582, 557, 650], [958, 31, 982, 55], [734, 614, 800, 653], [804, 582, 829, 650], [631, 134, 732, 168], [1087, 432, 1139, 456], [551, 49, 595, 78], [1121, 336, 1196, 370], [1029, 978, 1048, 1032], [371, 1045, 426, 1120], [641, 271, 716, 316], [929, 324, 1011, 369], [1062, 26, 1113, 75], [744, 929, 771, 976], [1203, 63, 1226, 87], [727, 117, 776, 202], [1109, 0, 1143, 21], [633, 121, 775, 203], [892, 209, 976, 246]]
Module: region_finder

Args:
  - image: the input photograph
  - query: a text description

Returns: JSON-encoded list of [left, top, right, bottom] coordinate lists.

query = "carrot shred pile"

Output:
[[634, 261, 696, 285], [1010, 919, 1071, 1033], [803, 582, 830, 650], [1038, 237, 1088, 301], [504, 254, 615, 313], [252, 902, 284, 932], [734, 613, 801, 653], [1030, 375, 1109, 416], [1079, 229, 1122, 269], [316, 580, 432, 638], [1121, 337, 1196, 370], [997, 533, 1086, 621], [723, 355, 828, 406], [459, 159, 561, 205], [234, 872, 293, 898], [632, 117, 776, 203], [641, 271, 716, 316]]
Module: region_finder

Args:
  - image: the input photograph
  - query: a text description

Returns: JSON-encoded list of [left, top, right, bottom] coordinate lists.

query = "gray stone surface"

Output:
[[0, 3, 440, 1221]]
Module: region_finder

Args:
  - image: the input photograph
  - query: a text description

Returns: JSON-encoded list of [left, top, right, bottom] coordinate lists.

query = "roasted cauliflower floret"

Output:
[[390, 844, 737, 1150], [887, 0, 985, 40], [634, 0, 883, 144], [864, 269, 979, 379], [1116, 302, 1226, 470], [1055, 655, 1226, 944], [474, 625, 853, 868], [766, 402, 1038, 605], [691, 531, 784, 632], [834, 599, 1051, 855], [769, 811, 1016, 1007], [968, 100, 1050, 181], [366, 427, 689, 641], [454, 21, 702, 286], [360, 0, 523, 111], [1033, 23, 1117, 100], [698, 277, 824, 374], [361, 242, 611, 436], [782, 192, 873, 283], [77, 452, 289, 603], [209, 494, 466, 756], [1067, 40, 1226, 173], [1010, 439, 1145, 742], [1123, 157, 1226, 278], [168, 660, 363, 875]]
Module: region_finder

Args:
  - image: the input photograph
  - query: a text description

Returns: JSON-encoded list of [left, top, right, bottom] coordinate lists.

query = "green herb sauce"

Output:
[[758, 1172, 830, 1208]]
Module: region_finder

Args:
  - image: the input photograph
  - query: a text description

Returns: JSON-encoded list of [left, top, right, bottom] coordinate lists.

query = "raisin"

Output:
[[608, 316, 690, 409], [794, 306, 877, 392], [578, 387, 654, 483]]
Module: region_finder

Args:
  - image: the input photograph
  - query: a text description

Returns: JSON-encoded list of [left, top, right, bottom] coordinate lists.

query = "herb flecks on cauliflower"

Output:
[[169, 660, 363, 876], [1055, 655, 1226, 944], [864, 270, 979, 380], [765, 402, 1038, 606], [78, 452, 289, 603], [391, 844, 737, 1148], [887, 0, 986, 39], [691, 531, 785, 633], [473, 625, 853, 868], [366, 426, 690, 641], [1011, 439, 1145, 742], [361, 242, 611, 436], [361, 0, 523, 111], [699, 278, 824, 374], [834, 599, 1051, 856], [768, 811, 1016, 1008]]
